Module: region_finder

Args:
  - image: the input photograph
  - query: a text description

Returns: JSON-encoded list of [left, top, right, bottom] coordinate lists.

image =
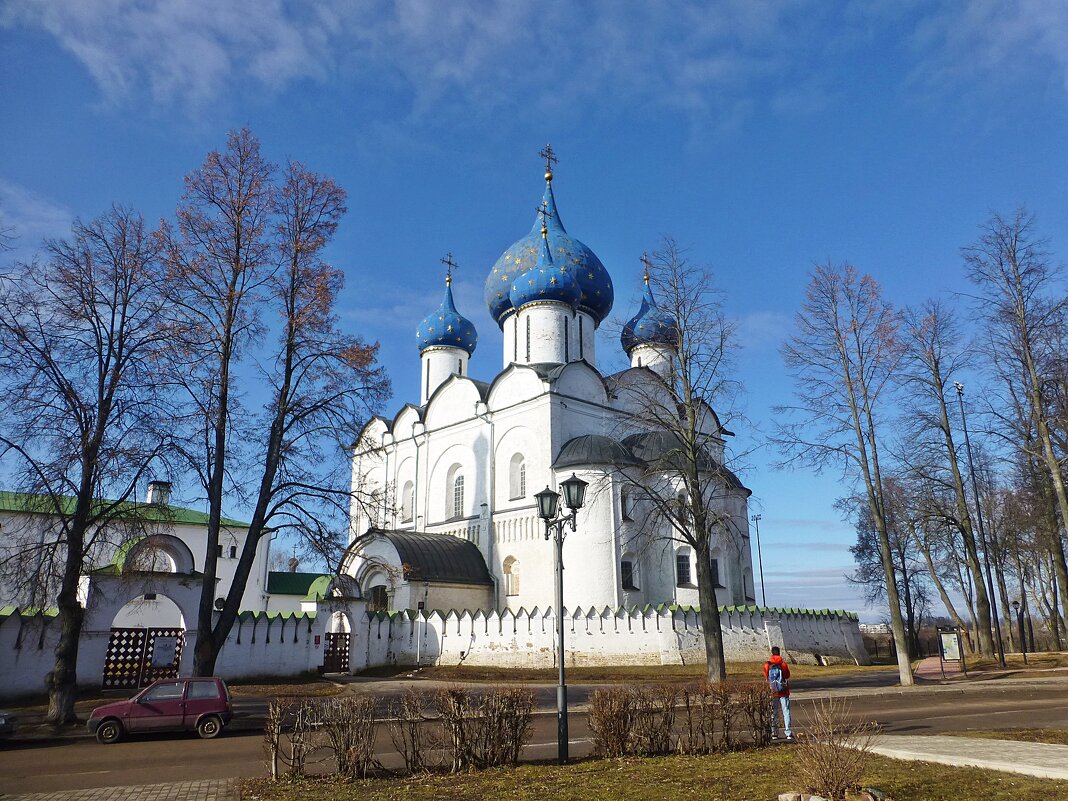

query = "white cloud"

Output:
[[0, 181, 72, 262]]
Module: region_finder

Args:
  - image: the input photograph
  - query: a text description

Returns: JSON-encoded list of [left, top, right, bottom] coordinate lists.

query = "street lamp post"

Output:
[[955, 381, 1006, 668], [534, 473, 588, 765], [1012, 600, 1028, 665], [750, 513, 767, 607]]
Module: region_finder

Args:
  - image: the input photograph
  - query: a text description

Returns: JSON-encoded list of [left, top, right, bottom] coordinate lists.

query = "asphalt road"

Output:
[[2, 679, 1066, 794]]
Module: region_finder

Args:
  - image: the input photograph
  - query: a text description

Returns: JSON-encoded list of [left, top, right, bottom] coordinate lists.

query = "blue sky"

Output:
[[3, 1, 1068, 620]]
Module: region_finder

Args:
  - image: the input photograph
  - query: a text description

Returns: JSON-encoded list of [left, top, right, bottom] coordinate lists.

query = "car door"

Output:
[[127, 680, 185, 732], [182, 680, 222, 729]]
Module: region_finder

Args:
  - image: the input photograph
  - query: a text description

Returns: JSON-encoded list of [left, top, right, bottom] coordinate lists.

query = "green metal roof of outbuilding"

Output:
[[0, 491, 249, 528]]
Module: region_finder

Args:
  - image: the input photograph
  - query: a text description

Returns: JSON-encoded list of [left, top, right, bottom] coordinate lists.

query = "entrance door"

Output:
[[323, 632, 350, 673]]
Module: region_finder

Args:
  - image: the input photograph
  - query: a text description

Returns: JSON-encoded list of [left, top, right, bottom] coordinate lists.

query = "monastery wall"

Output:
[[353, 604, 871, 671]]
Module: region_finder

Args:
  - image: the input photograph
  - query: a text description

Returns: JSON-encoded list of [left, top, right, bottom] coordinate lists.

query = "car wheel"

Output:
[[96, 719, 123, 744], [196, 715, 222, 739]]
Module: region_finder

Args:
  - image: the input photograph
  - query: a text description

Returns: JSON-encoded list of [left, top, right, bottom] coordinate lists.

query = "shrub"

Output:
[[434, 686, 537, 771], [792, 698, 875, 801], [733, 681, 775, 748], [319, 696, 378, 779], [631, 685, 677, 756], [588, 686, 635, 757], [386, 690, 439, 774]]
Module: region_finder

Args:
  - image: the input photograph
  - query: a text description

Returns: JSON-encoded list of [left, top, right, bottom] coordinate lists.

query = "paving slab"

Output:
[[0, 780, 237, 801], [864, 734, 1068, 780]]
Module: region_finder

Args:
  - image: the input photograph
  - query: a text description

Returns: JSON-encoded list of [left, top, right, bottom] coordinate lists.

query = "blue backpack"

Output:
[[767, 663, 785, 693]]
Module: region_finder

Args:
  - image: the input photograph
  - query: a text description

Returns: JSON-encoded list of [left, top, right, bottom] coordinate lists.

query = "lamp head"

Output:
[[535, 486, 561, 521], [1012, 599, 1020, 613], [560, 473, 589, 512]]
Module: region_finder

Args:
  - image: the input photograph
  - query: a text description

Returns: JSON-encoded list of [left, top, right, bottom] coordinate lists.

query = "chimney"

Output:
[[288, 557, 299, 573], [146, 480, 172, 506]]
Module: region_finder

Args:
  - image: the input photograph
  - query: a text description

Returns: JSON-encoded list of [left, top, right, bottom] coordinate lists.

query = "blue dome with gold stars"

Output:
[[416, 280, 478, 355], [621, 281, 679, 354], [484, 179, 614, 328], [509, 225, 582, 310]]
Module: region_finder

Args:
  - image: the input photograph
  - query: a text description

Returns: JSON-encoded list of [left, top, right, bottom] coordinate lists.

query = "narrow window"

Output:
[[453, 474, 465, 518], [525, 316, 531, 362], [229, 545, 237, 559], [637, 356, 642, 367], [514, 316, 519, 362], [621, 560, 637, 590], [676, 552, 691, 586], [425, 359, 430, 395], [217, 544, 223, 558], [504, 557, 520, 596], [579, 316, 584, 359], [401, 480, 414, 522], [457, 358, 463, 376], [509, 454, 527, 499], [563, 315, 569, 361], [711, 558, 722, 588], [621, 490, 632, 521]]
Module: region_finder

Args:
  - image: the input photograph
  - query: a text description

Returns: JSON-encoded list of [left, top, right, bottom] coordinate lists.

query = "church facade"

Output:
[[345, 159, 757, 616]]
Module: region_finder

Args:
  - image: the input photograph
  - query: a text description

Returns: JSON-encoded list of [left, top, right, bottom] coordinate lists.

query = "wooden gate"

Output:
[[102, 627, 185, 689], [322, 632, 350, 673]]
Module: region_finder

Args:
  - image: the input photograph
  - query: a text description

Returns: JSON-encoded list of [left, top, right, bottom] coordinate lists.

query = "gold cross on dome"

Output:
[[535, 201, 553, 238], [441, 252, 459, 286], [641, 252, 652, 285], [539, 143, 559, 178]]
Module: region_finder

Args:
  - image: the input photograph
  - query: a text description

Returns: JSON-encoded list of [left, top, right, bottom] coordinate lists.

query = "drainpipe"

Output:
[[475, 400, 499, 609]]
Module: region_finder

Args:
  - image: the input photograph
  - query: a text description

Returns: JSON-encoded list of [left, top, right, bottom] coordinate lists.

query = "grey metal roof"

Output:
[[553, 434, 643, 469], [371, 529, 493, 586], [621, 432, 750, 495]]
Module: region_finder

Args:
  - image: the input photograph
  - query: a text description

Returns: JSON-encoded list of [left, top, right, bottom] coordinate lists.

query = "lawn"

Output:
[[240, 748, 1068, 801], [967, 652, 1068, 673], [944, 728, 1068, 746], [369, 659, 896, 685]]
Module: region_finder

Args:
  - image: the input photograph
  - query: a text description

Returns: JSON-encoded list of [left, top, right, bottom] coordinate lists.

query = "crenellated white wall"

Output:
[[352, 604, 871, 671]]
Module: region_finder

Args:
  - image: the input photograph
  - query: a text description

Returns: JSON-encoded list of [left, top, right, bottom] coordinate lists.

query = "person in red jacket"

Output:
[[763, 646, 792, 740]]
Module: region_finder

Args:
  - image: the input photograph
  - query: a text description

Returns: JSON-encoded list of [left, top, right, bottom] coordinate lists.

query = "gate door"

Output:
[[323, 632, 351, 673], [102, 627, 185, 689]]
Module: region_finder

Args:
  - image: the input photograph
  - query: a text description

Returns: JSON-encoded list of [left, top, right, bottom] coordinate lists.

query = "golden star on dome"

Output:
[[550, 276, 557, 284], [447, 325, 453, 331]]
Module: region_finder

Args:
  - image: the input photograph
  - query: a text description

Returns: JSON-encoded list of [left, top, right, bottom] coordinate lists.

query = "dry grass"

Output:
[[396, 660, 890, 685], [967, 652, 1068, 673], [240, 749, 1068, 801], [230, 677, 346, 698], [943, 728, 1068, 746]]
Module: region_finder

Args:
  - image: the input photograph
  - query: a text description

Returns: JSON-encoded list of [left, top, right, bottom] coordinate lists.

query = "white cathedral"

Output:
[[345, 157, 757, 616]]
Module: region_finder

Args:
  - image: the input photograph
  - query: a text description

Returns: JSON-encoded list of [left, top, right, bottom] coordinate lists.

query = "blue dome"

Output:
[[509, 229, 582, 310], [416, 281, 478, 355], [621, 282, 679, 354], [485, 181, 614, 328]]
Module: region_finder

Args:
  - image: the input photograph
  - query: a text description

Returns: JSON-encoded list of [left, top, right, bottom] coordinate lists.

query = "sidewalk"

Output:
[[865, 734, 1068, 780], [0, 780, 236, 801]]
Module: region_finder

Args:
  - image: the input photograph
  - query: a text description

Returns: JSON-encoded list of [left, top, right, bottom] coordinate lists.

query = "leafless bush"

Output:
[[631, 685, 677, 756], [588, 686, 635, 758], [263, 700, 286, 780], [286, 699, 319, 778], [434, 686, 536, 771], [387, 690, 440, 774], [679, 681, 718, 754], [734, 681, 774, 748], [319, 696, 378, 779], [793, 698, 876, 801], [468, 687, 535, 767]]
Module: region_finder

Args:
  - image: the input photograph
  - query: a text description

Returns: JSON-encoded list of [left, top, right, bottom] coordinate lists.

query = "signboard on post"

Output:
[[937, 626, 967, 678]]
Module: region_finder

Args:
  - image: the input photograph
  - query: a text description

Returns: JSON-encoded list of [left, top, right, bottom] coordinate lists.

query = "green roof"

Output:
[[267, 571, 332, 597], [0, 491, 249, 528]]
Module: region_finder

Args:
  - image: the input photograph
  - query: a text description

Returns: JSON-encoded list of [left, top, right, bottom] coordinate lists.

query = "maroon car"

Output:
[[87, 677, 232, 744]]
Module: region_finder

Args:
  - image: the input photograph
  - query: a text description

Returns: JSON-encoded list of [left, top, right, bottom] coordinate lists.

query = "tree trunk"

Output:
[[918, 534, 974, 655], [695, 540, 726, 682]]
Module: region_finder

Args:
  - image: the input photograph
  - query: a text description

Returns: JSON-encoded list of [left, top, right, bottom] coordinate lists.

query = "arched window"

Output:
[[503, 556, 520, 596], [453, 475, 464, 518], [400, 480, 414, 523], [620, 489, 632, 521], [368, 585, 388, 612], [509, 453, 526, 500]]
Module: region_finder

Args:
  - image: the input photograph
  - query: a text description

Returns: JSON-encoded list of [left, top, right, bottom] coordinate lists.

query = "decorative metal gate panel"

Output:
[[322, 632, 350, 673], [102, 627, 185, 689]]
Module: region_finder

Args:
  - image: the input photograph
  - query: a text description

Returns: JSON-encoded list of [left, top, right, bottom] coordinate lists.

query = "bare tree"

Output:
[[161, 130, 389, 675], [896, 301, 995, 656], [964, 209, 1068, 626], [776, 263, 914, 685], [0, 206, 171, 721], [611, 240, 745, 682]]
